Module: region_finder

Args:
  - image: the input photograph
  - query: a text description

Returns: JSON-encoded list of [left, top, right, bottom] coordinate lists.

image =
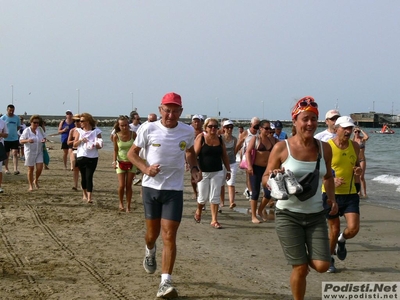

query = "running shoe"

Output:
[[157, 279, 178, 298], [143, 245, 157, 274], [268, 173, 289, 200], [336, 236, 347, 261], [327, 257, 336, 273], [283, 169, 303, 194]]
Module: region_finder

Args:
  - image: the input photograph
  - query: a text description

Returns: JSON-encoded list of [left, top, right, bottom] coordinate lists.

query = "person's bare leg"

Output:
[[27, 166, 34, 191], [12, 149, 19, 172], [33, 163, 44, 188], [160, 219, 180, 275]]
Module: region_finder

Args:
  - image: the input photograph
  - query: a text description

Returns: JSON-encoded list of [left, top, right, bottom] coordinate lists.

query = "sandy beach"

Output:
[[0, 143, 399, 300]]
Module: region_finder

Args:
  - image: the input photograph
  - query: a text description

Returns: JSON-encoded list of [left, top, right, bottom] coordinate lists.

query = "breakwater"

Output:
[[19, 114, 325, 127]]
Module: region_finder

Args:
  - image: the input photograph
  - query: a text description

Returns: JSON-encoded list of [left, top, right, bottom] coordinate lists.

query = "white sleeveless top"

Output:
[[276, 139, 327, 214]]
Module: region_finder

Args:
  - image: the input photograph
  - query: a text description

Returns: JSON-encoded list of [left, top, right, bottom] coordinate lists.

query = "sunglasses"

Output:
[[329, 116, 339, 121], [225, 126, 233, 129], [75, 120, 81, 123], [80, 120, 86, 122], [298, 99, 318, 109], [32, 121, 39, 124], [253, 124, 260, 130], [207, 125, 218, 129], [262, 127, 271, 130], [354, 130, 360, 133]]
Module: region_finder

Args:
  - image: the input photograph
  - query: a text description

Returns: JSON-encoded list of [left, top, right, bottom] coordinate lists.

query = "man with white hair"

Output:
[[314, 109, 341, 142]]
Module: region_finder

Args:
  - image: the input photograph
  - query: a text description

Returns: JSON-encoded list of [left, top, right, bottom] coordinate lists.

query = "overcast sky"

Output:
[[2, 0, 400, 120]]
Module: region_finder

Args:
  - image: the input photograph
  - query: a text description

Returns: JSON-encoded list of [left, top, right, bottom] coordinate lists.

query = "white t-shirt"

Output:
[[129, 123, 141, 132], [314, 130, 336, 142], [0, 119, 9, 144], [20, 127, 46, 156], [134, 120, 195, 191], [76, 128, 102, 158]]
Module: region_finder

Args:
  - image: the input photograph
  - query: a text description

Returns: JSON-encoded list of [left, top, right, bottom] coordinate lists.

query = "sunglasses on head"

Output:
[[207, 125, 218, 129], [298, 98, 318, 109]]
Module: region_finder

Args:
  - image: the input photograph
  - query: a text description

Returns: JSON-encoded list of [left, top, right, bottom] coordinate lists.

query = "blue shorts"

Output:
[[142, 187, 183, 222], [322, 193, 360, 219]]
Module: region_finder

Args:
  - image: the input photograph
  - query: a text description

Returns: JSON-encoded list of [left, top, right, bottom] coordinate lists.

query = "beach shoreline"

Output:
[[0, 146, 399, 299]]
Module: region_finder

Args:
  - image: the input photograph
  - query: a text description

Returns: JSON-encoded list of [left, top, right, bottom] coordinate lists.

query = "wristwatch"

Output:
[[191, 166, 200, 172]]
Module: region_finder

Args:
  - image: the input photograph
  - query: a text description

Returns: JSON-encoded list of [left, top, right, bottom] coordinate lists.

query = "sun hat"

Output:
[[223, 120, 234, 127], [192, 114, 201, 121], [161, 92, 182, 106], [198, 115, 204, 121], [325, 109, 341, 119], [72, 114, 81, 120], [335, 116, 355, 128]]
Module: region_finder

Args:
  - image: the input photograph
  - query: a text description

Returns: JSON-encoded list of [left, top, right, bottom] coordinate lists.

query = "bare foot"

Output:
[[87, 199, 93, 204], [252, 217, 262, 224], [119, 207, 125, 212], [34, 181, 40, 189], [257, 211, 268, 222], [28, 186, 34, 192]]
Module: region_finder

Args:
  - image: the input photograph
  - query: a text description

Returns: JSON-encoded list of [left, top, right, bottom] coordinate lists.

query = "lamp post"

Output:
[[76, 88, 80, 114], [131, 92, 133, 111], [11, 85, 14, 104]]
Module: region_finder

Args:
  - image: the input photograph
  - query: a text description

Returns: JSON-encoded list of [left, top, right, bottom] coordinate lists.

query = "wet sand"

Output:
[[0, 143, 399, 299]]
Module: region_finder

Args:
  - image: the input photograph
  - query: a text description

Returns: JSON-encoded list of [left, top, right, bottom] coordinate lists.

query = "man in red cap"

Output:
[[128, 92, 202, 299]]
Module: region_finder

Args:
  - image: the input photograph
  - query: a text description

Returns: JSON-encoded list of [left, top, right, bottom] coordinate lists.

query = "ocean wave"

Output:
[[372, 174, 400, 188]]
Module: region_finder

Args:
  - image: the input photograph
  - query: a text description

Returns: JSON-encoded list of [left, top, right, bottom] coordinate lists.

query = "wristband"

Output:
[[227, 171, 231, 174]]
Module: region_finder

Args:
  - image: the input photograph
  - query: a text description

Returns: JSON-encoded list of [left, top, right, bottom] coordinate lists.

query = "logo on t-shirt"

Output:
[[179, 141, 187, 151]]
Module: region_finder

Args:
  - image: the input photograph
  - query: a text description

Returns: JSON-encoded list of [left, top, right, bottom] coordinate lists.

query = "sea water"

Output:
[[45, 126, 400, 210]]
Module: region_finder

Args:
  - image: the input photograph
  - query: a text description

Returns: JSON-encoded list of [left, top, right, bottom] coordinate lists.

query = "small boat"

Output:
[[374, 130, 395, 134], [375, 124, 395, 134]]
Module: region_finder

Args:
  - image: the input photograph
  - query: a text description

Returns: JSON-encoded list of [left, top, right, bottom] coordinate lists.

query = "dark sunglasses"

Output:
[[32, 121, 39, 124], [253, 124, 260, 129], [207, 125, 218, 129], [75, 120, 81, 123], [225, 125, 233, 129], [354, 130, 360, 133], [262, 127, 271, 130], [329, 116, 339, 121]]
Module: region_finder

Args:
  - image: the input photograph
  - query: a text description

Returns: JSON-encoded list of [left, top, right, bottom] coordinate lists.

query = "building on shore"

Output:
[[350, 112, 400, 128]]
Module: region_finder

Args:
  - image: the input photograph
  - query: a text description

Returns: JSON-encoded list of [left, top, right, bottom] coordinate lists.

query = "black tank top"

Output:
[[198, 135, 223, 172]]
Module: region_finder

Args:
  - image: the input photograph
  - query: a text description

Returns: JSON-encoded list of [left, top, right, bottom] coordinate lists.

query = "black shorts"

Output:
[[142, 187, 183, 222], [322, 193, 360, 219], [4, 140, 20, 152], [61, 142, 71, 150]]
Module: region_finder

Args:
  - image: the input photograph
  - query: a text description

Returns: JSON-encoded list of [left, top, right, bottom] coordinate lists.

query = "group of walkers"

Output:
[[0, 94, 369, 300]]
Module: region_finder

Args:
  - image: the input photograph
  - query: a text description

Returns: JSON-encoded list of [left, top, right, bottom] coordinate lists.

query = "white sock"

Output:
[[146, 245, 156, 255], [161, 274, 171, 282], [338, 233, 346, 242]]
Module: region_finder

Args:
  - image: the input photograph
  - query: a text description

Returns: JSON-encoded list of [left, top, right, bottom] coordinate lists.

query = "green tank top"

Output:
[[117, 133, 134, 161]]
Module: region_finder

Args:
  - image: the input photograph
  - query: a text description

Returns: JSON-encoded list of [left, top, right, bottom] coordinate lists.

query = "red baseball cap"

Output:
[[161, 92, 182, 106]]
